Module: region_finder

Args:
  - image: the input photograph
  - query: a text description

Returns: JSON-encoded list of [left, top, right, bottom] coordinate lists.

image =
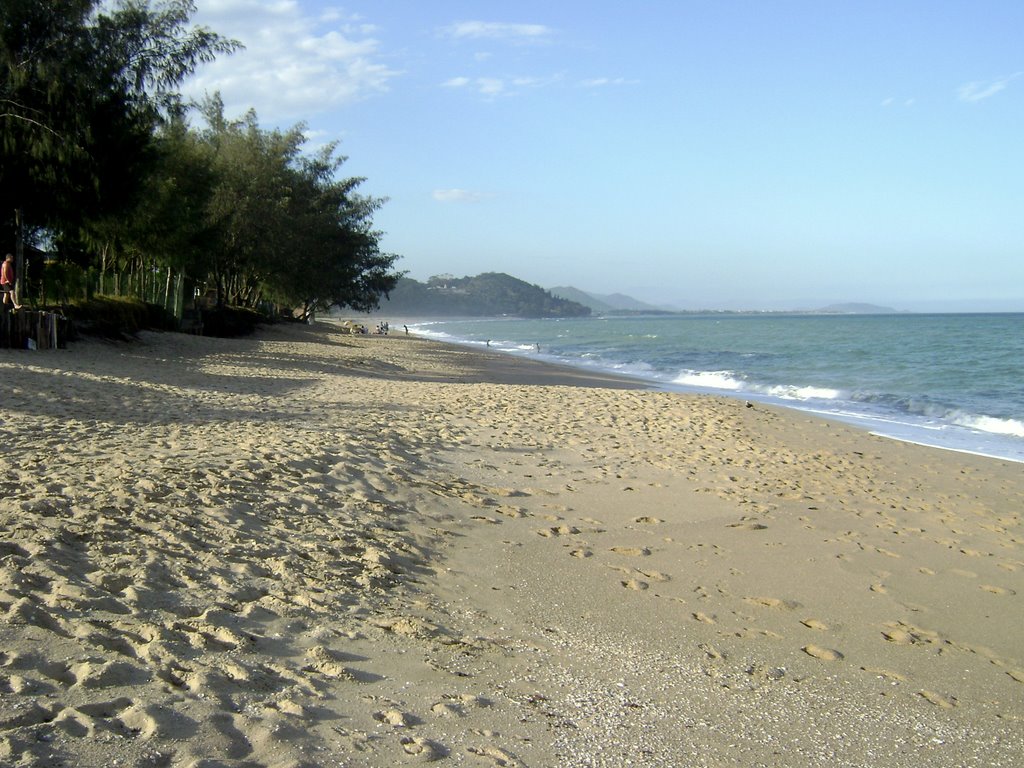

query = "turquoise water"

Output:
[[409, 313, 1024, 463]]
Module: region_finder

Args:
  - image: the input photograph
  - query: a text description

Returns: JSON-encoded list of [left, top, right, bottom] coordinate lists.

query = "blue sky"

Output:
[[182, 1, 1023, 311]]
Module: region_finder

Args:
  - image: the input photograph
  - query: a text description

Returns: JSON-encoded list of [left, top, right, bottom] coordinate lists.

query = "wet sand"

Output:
[[0, 321, 1021, 767]]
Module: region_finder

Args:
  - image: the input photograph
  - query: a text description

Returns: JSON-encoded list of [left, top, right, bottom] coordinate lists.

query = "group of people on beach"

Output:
[[2, 253, 22, 310]]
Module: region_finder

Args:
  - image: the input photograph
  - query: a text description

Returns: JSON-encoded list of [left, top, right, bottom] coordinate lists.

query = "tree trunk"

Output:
[[14, 208, 24, 304], [164, 269, 173, 311]]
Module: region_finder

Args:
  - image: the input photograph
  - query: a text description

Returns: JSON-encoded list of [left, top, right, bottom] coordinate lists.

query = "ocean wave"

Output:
[[951, 413, 1024, 438], [762, 383, 843, 401], [850, 393, 1024, 438], [670, 370, 843, 401], [672, 370, 745, 391]]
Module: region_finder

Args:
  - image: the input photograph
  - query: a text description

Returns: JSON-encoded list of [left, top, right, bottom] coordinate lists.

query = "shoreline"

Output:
[[390, 315, 1024, 466], [1, 322, 1021, 766]]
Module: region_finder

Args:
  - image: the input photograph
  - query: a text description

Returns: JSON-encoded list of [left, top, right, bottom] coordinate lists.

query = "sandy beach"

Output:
[[1, 320, 1021, 768]]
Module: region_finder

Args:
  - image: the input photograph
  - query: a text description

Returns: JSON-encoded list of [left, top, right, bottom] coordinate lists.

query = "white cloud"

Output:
[[195, 0, 298, 14], [432, 189, 491, 203], [441, 76, 506, 97], [579, 77, 634, 88], [181, 3, 400, 121], [957, 72, 1022, 102], [476, 78, 505, 96], [880, 96, 915, 108], [442, 73, 564, 98], [444, 21, 552, 42]]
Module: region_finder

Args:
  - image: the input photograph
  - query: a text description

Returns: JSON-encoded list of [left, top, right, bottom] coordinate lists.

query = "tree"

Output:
[[199, 99, 401, 315], [2, 2, 401, 322], [1, 0, 237, 271], [273, 145, 401, 317], [199, 99, 300, 308], [83, 114, 218, 308]]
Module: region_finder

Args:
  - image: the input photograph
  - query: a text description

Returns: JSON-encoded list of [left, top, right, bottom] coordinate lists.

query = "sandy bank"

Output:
[[0, 322, 1021, 767]]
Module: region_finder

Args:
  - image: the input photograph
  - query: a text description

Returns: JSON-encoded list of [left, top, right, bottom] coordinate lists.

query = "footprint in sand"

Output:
[[862, 666, 907, 682], [802, 644, 844, 662], [431, 702, 462, 718], [496, 506, 528, 519], [700, 643, 727, 660], [467, 745, 526, 767], [692, 612, 716, 624], [919, 690, 957, 708], [881, 621, 944, 646], [373, 708, 417, 727], [882, 628, 917, 645], [744, 596, 800, 610], [622, 579, 649, 591], [401, 735, 448, 760], [569, 549, 592, 558], [632, 516, 662, 524], [609, 546, 650, 556], [800, 618, 829, 631], [980, 584, 1016, 595], [727, 521, 768, 530]]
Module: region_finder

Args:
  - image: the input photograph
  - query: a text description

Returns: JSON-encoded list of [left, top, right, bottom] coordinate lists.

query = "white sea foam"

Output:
[[952, 413, 1024, 438], [763, 384, 843, 401], [672, 370, 745, 391], [670, 372, 840, 401]]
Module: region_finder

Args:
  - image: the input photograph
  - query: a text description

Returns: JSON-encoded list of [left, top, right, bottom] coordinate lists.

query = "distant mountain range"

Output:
[[552, 288, 899, 315], [815, 302, 900, 314], [549, 286, 674, 314], [380, 274, 901, 318]]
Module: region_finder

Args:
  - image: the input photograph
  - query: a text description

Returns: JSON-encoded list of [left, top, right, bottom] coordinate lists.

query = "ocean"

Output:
[[406, 313, 1024, 464]]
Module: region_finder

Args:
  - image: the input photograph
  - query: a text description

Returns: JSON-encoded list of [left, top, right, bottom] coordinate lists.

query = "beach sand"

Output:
[[0, 321, 1021, 767]]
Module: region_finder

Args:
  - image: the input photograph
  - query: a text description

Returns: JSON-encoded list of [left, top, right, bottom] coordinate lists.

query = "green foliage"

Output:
[[40, 261, 89, 305], [2, 2, 401, 336], [64, 295, 176, 338], [1, 0, 238, 237], [198, 98, 400, 315], [384, 273, 591, 318]]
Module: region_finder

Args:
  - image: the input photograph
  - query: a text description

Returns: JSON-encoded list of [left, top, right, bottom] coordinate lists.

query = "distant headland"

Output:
[[379, 272, 901, 317]]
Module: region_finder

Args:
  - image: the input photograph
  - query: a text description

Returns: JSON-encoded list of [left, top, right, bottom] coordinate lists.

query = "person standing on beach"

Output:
[[1, 254, 22, 310]]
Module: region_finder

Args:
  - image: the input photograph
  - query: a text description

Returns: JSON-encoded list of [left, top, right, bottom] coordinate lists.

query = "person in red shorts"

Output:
[[1, 253, 22, 309]]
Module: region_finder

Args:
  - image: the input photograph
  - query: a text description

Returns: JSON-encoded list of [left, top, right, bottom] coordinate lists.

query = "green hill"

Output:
[[381, 273, 591, 318]]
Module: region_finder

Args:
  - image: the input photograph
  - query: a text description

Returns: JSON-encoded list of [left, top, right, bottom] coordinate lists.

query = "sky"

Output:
[[180, 1, 1024, 312]]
